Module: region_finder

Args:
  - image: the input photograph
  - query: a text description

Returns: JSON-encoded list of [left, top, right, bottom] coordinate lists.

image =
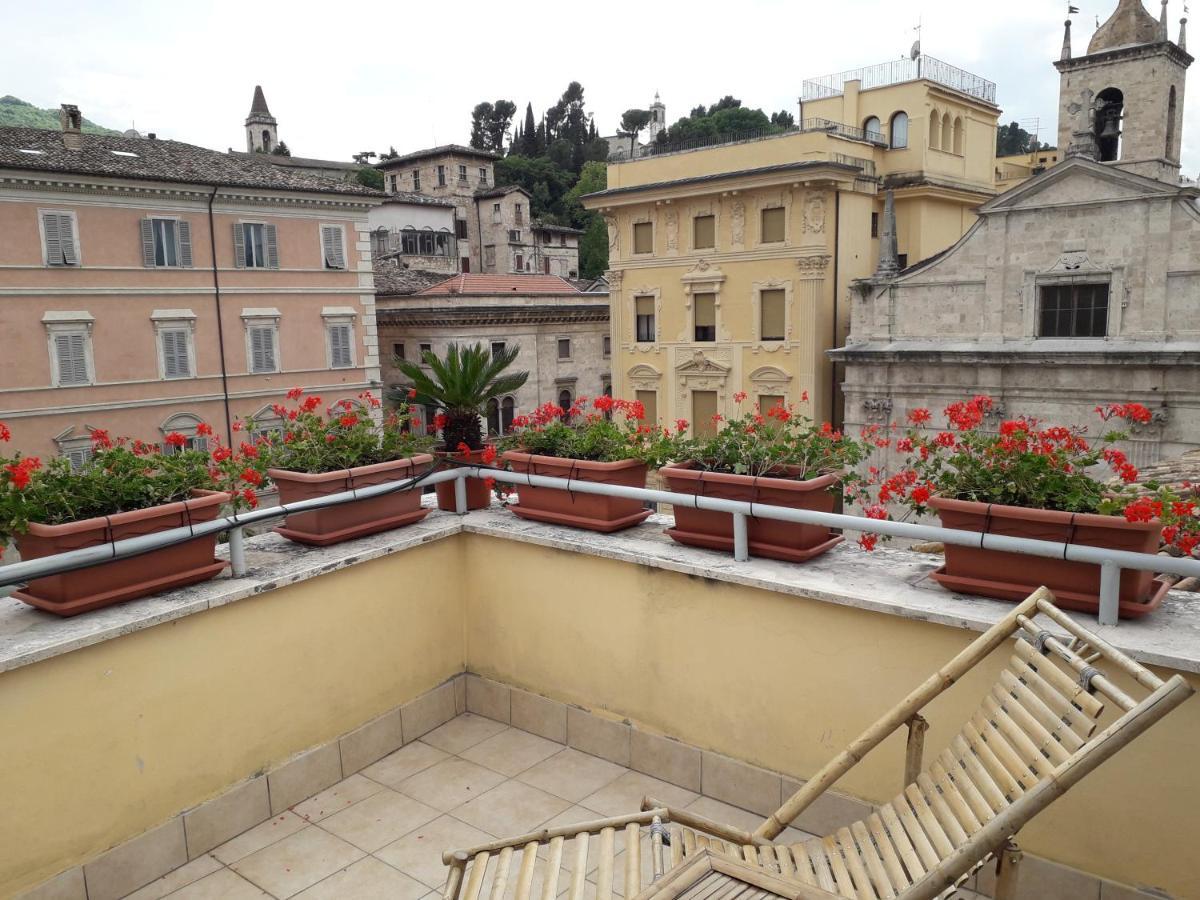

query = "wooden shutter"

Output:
[[232, 223, 246, 268], [58, 214, 78, 265], [322, 226, 345, 269], [329, 324, 353, 368], [250, 326, 276, 373], [43, 212, 62, 264], [140, 218, 156, 267], [160, 329, 190, 378], [760, 289, 785, 340], [55, 332, 89, 384], [66, 447, 91, 470], [178, 220, 193, 267], [265, 224, 279, 268]]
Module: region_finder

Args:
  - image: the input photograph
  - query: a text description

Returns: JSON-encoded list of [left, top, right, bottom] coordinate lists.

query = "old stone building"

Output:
[[375, 273, 610, 433], [836, 0, 1200, 460], [368, 193, 459, 275], [375, 147, 579, 277]]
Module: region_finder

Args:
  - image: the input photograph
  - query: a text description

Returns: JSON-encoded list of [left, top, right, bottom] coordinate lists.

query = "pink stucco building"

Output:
[[0, 106, 384, 461]]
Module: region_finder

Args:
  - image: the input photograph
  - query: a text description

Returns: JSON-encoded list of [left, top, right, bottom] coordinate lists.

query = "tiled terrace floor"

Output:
[[120, 714, 984, 900]]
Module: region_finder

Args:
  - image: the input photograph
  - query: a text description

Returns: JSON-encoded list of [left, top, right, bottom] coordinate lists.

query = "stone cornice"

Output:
[[377, 305, 610, 327], [829, 342, 1200, 365], [1054, 40, 1193, 71]]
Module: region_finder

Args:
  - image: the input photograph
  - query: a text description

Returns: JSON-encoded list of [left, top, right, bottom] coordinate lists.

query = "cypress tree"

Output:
[[521, 102, 538, 156]]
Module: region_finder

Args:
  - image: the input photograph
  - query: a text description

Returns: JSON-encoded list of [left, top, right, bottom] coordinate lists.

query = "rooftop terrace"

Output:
[[800, 56, 998, 106]]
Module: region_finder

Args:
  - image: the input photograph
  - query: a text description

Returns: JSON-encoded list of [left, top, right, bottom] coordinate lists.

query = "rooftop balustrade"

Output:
[[801, 56, 997, 105]]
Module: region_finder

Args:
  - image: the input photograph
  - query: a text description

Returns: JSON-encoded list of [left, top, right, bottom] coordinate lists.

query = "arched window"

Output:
[[889, 112, 909, 149], [928, 108, 941, 149], [160, 412, 209, 454], [1166, 86, 1178, 159], [486, 398, 500, 435], [501, 397, 515, 433], [863, 116, 882, 141], [248, 404, 284, 444], [558, 389, 573, 421], [940, 112, 950, 151], [261, 131, 272, 152], [1094, 87, 1124, 162], [952, 115, 964, 155]]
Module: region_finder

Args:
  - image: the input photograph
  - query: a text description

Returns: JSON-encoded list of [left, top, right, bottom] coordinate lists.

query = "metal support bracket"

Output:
[[993, 839, 1024, 900]]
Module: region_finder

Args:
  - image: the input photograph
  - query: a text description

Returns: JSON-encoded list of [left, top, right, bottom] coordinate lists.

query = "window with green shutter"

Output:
[[328, 323, 353, 368], [141, 218, 193, 268]]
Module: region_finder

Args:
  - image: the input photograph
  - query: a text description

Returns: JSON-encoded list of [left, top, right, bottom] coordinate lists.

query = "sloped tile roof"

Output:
[[376, 144, 501, 167], [373, 262, 452, 296], [417, 274, 581, 295], [0, 127, 384, 196]]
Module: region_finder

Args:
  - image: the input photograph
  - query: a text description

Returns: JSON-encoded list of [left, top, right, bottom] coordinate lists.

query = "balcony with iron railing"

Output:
[[2, 468, 1199, 899], [801, 55, 997, 106]]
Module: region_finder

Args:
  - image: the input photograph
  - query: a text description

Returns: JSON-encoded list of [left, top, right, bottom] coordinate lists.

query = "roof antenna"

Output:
[[911, 17, 922, 76]]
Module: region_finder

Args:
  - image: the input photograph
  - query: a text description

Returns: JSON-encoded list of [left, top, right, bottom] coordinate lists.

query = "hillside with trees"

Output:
[[0, 96, 118, 133], [468, 82, 611, 277], [996, 121, 1052, 156], [651, 96, 795, 147]]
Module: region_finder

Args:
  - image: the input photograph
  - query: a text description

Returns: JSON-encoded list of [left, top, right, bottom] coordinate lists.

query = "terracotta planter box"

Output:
[[502, 452, 653, 533], [434, 447, 493, 511], [12, 489, 230, 617], [661, 462, 842, 562], [270, 455, 434, 546], [929, 496, 1170, 618]]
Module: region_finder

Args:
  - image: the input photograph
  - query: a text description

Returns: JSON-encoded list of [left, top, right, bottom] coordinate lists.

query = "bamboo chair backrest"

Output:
[[751, 589, 1194, 899]]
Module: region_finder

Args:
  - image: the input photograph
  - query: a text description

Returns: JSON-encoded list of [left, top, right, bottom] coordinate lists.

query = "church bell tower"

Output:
[[1054, 0, 1191, 182], [245, 85, 278, 154]]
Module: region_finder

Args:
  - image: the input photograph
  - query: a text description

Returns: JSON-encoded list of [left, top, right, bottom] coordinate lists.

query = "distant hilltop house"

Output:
[[373, 146, 581, 277]]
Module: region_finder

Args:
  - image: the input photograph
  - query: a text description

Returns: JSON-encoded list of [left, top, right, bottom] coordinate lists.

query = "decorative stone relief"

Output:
[[748, 365, 793, 397], [666, 210, 679, 252], [731, 201, 745, 249], [675, 350, 732, 404], [796, 254, 832, 276], [606, 217, 619, 254], [627, 363, 662, 392], [803, 193, 827, 233], [862, 397, 893, 422]]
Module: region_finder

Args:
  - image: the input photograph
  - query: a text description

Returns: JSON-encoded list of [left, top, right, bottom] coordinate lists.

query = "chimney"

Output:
[[59, 104, 83, 150]]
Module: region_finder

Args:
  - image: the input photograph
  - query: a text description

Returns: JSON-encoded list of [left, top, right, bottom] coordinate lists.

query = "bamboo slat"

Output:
[[669, 826, 683, 870], [463, 851, 490, 900], [489, 848, 514, 900], [625, 823, 640, 899], [878, 803, 925, 882], [950, 734, 1010, 811], [864, 813, 908, 894], [1012, 641, 1104, 719], [988, 685, 1071, 766], [567, 833, 589, 900], [963, 719, 1026, 797], [891, 794, 940, 872], [902, 785, 955, 859], [542, 836, 565, 900], [972, 712, 1040, 791], [444, 859, 467, 900], [850, 819, 896, 900], [808, 839, 837, 894], [683, 828, 697, 858], [771, 844, 792, 878], [998, 669, 1085, 752], [834, 827, 874, 900], [981, 696, 1051, 773], [652, 818, 665, 881], [596, 828, 615, 900], [1033, 598, 1165, 691], [928, 760, 983, 836], [914, 773, 968, 847], [515, 842, 538, 900], [789, 842, 817, 886]]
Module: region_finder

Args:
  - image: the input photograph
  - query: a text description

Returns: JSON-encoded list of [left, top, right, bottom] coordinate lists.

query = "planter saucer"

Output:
[[508, 503, 652, 533], [274, 507, 429, 547], [929, 565, 1172, 619], [666, 528, 843, 563], [13, 559, 228, 617]]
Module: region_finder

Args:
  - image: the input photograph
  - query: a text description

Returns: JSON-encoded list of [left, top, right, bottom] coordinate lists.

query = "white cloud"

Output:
[[1, 0, 1195, 173]]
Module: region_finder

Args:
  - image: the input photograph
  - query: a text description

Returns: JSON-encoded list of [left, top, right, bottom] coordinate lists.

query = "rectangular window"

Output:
[[393, 342, 405, 360], [759, 394, 785, 415], [328, 323, 354, 368], [320, 225, 346, 269], [412, 169, 421, 191], [389, 174, 397, 192], [694, 293, 716, 342], [633, 221, 653, 254], [437, 165, 446, 186], [484, 245, 496, 267], [635, 296, 655, 343], [897, 253, 908, 269], [636, 390, 658, 426], [1039, 283, 1110, 338], [248, 324, 278, 373], [42, 211, 79, 266], [52, 332, 90, 385], [143, 218, 183, 267], [458, 164, 467, 182], [159, 328, 192, 379], [235, 222, 277, 268], [693, 215, 715, 249], [419, 342, 432, 360], [760, 289, 785, 341], [870, 212, 879, 239], [455, 218, 468, 239], [692, 390, 719, 438], [461, 257, 470, 272], [559, 234, 567, 247], [515, 203, 523, 225], [508, 229, 522, 242], [515, 253, 524, 270], [761, 207, 785, 243], [479, 167, 488, 185], [63, 446, 93, 470], [603, 335, 611, 357], [557, 338, 571, 359], [492, 203, 502, 223], [491, 341, 506, 359]]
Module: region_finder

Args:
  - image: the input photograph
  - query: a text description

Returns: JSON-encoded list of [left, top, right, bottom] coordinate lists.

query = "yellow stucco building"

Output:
[[583, 55, 1000, 430], [994, 146, 1061, 191]]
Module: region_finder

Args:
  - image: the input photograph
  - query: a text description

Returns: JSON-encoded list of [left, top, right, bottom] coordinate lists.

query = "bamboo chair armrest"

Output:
[[441, 807, 670, 864], [641, 796, 770, 846]]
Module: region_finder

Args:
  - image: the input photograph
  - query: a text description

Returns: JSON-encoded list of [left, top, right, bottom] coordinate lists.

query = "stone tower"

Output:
[[245, 85, 278, 154], [648, 92, 666, 144], [1054, 0, 1191, 182]]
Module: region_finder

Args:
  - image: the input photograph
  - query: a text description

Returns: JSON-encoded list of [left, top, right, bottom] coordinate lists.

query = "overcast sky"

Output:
[[3, 0, 1196, 174]]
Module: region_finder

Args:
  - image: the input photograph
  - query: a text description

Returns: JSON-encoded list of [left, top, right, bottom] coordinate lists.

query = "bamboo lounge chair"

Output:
[[440, 587, 1193, 900]]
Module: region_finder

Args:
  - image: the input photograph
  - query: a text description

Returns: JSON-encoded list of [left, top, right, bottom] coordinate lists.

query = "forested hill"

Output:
[[0, 96, 119, 134]]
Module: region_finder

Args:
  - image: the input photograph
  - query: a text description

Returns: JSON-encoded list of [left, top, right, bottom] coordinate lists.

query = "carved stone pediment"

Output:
[[627, 363, 662, 391], [675, 350, 731, 376], [681, 258, 726, 286], [747, 365, 792, 388]]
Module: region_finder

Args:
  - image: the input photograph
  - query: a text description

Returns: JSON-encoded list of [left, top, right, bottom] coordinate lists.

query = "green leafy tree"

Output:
[[395, 343, 528, 451], [618, 108, 653, 157], [996, 121, 1050, 156], [660, 97, 778, 146], [469, 100, 517, 152], [270, 141, 291, 157], [355, 167, 384, 189], [520, 103, 541, 156], [564, 161, 609, 277], [770, 110, 796, 129], [379, 146, 399, 161]]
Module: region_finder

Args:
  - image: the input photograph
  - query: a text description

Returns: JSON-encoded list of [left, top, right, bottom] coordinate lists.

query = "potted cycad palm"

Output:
[[260, 390, 435, 546], [395, 343, 528, 511]]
